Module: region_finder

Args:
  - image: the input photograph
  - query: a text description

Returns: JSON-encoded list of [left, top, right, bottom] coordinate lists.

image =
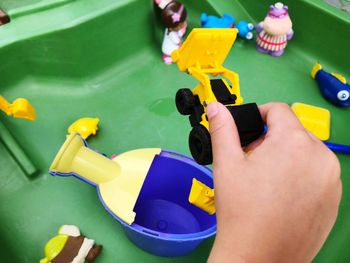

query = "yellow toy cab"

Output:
[[172, 28, 264, 164]]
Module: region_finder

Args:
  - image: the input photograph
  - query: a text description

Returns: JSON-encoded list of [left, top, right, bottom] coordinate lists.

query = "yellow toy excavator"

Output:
[[172, 28, 264, 165], [0, 95, 36, 121]]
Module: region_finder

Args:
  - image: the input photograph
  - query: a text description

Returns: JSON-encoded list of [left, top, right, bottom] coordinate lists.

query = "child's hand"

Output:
[[207, 102, 342, 262]]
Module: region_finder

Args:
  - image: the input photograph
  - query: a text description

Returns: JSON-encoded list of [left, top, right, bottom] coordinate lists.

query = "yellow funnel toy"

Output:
[[0, 95, 36, 121], [50, 133, 161, 224], [188, 178, 215, 215]]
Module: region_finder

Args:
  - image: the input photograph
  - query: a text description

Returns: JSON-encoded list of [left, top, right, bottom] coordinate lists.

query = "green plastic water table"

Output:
[[0, 0, 349, 262]]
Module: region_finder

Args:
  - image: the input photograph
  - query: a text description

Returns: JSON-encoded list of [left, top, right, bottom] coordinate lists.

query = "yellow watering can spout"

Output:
[[50, 133, 118, 184], [50, 133, 161, 224]]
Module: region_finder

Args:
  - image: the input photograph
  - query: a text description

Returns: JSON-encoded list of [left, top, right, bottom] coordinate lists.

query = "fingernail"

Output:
[[207, 103, 219, 120]]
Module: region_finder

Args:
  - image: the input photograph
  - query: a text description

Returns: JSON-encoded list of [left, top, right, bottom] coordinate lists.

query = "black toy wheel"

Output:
[[175, 88, 195, 115], [189, 125, 212, 165]]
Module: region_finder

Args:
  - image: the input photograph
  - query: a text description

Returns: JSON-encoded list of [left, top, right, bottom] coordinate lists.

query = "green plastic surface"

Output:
[[0, 0, 349, 262]]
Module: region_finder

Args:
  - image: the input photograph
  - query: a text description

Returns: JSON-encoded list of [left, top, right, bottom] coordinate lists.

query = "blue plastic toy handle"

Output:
[[264, 125, 350, 155], [324, 142, 350, 155]]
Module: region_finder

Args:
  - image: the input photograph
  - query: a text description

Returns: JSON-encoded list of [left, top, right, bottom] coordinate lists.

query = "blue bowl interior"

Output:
[[133, 151, 216, 237], [134, 199, 201, 235]]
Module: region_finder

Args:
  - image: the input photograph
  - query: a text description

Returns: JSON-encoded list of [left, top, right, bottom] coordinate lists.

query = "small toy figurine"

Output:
[[40, 225, 102, 263], [200, 13, 254, 40], [161, 1, 187, 64], [68, 117, 100, 139], [200, 13, 235, 28], [154, 0, 172, 9], [235, 21, 254, 40], [311, 63, 350, 107], [0, 95, 36, 121], [256, 2, 293, 56]]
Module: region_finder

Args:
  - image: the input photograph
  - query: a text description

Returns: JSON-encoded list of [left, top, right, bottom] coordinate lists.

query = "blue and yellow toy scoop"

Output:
[[49, 133, 161, 224]]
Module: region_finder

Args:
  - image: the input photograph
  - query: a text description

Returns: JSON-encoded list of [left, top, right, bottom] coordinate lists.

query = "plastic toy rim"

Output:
[[50, 133, 89, 172]]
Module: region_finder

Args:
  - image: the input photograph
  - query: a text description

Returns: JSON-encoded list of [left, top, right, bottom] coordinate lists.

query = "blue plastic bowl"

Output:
[[112, 150, 216, 257]]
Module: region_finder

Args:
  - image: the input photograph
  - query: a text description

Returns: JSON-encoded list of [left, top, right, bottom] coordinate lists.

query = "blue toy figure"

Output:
[[200, 13, 235, 28], [311, 63, 350, 107], [200, 13, 254, 40], [235, 20, 254, 40]]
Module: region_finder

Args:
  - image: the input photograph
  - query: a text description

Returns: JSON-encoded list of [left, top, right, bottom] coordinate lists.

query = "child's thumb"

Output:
[[207, 103, 245, 166]]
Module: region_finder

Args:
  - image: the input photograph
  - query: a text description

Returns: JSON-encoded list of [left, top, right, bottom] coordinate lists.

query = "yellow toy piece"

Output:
[[172, 28, 243, 130], [50, 133, 161, 224], [291, 103, 331, 141], [188, 178, 215, 215], [40, 234, 68, 263], [331, 73, 347, 84], [0, 95, 36, 121], [68, 117, 100, 139], [310, 63, 322, 79]]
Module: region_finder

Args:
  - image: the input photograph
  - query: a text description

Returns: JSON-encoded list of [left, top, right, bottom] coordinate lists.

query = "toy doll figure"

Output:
[[256, 2, 293, 56], [161, 1, 187, 64], [154, 0, 172, 9], [40, 225, 102, 263]]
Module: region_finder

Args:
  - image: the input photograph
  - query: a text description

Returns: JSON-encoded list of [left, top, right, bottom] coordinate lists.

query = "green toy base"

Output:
[[0, 0, 349, 262]]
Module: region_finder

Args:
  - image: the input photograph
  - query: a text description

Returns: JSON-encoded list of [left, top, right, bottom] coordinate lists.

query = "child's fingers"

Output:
[[207, 102, 245, 166], [244, 135, 265, 153], [259, 103, 305, 135]]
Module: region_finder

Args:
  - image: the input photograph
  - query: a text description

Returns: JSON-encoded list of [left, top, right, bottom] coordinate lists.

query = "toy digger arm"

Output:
[[220, 67, 243, 104], [0, 96, 11, 116], [188, 67, 216, 103]]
